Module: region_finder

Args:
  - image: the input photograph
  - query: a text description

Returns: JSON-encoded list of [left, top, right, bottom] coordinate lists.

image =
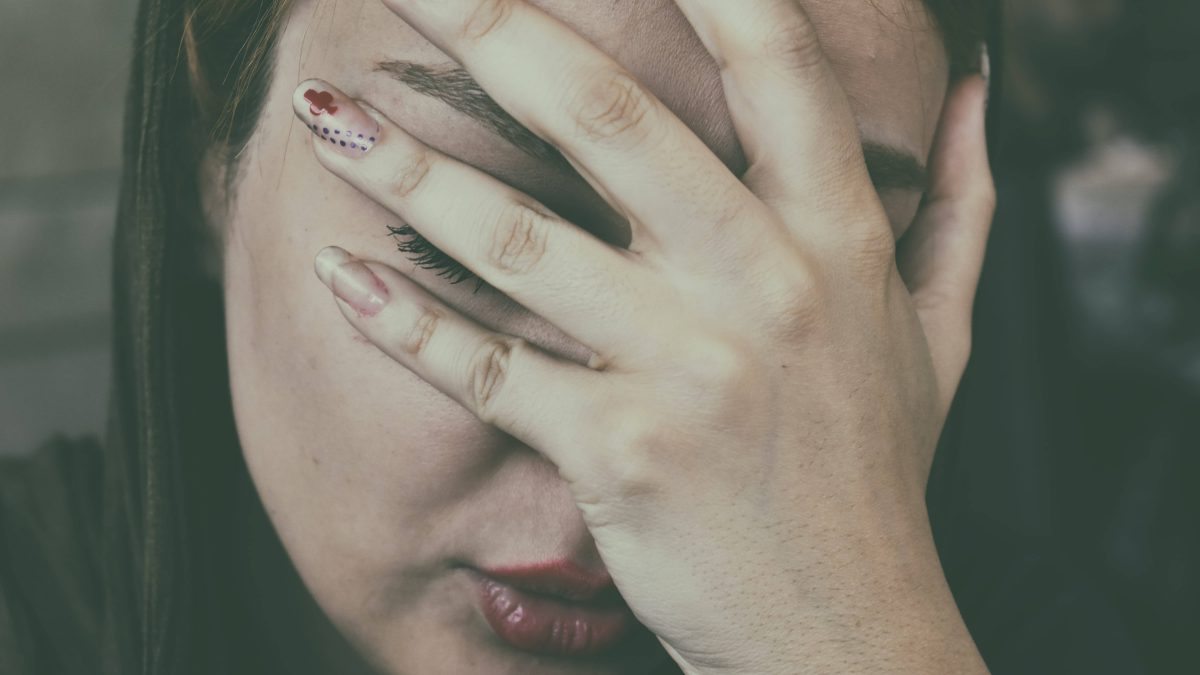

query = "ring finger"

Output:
[[313, 245, 611, 469]]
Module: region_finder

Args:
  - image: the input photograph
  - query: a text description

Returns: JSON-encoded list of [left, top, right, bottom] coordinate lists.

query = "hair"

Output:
[[181, 0, 995, 187], [105, 1, 1001, 673]]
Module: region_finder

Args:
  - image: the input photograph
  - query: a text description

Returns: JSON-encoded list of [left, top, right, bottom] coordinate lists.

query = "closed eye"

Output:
[[387, 222, 487, 292], [372, 59, 928, 192], [375, 59, 929, 292]]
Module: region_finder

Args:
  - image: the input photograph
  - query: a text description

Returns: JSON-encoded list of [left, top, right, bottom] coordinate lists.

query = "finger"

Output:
[[670, 0, 882, 223], [896, 74, 994, 411], [379, 0, 781, 271], [314, 245, 611, 472], [293, 79, 676, 368]]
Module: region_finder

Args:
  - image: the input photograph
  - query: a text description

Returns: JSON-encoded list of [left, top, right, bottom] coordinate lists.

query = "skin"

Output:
[[208, 0, 994, 673]]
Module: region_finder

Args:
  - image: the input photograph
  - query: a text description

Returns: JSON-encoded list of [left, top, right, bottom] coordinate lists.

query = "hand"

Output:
[[294, 0, 995, 673]]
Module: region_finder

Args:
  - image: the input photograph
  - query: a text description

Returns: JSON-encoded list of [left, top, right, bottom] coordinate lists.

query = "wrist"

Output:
[[686, 504, 988, 675], [794, 503, 986, 673]]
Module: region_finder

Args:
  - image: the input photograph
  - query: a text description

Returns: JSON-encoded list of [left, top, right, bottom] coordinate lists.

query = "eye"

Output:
[[386, 223, 488, 294]]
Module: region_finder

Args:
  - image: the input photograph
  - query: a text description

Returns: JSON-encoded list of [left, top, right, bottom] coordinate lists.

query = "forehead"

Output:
[[294, 0, 947, 178]]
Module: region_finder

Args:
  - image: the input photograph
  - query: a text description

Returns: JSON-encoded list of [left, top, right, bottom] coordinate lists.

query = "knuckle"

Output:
[[820, 137, 874, 192], [594, 409, 668, 500], [459, 0, 513, 44], [761, 15, 826, 76], [761, 252, 827, 335], [676, 334, 754, 391], [848, 221, 898, 280], [402, 304, 444, 357], [564, 68, 656, 146], [389, 146, 435, 199], [753, 247, 830, 319], [707, 193, 757, 235], [485, 201, 552, 276], [911, 283, 956, 317], [465, 336, 521, 424]]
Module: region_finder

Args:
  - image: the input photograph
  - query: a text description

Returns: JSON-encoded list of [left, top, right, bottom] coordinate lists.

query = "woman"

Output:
[[0, 0, 1142, 673]]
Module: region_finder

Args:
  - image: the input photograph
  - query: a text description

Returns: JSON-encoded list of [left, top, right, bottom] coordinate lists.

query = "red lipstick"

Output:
[[471, 560, 634, 657], [480, 559, 616, 601]]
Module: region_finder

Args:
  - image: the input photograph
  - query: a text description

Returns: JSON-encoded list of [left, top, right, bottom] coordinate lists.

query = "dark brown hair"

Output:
[[182, 0, 994, 181]]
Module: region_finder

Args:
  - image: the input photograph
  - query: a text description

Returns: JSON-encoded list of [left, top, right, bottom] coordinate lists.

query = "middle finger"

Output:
[[380, 0, 782, 270]]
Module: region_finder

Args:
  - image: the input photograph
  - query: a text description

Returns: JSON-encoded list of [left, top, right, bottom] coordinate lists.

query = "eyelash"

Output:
[[386, 223, 488, 294]]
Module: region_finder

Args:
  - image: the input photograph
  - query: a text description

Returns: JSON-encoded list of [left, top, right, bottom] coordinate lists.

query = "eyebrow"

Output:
[[374, 59, 928, 193]]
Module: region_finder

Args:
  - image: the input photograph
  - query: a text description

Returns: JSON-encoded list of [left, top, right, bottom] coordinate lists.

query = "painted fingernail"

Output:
[[293, 79, 381, 158], [315, 246, 390, 317]]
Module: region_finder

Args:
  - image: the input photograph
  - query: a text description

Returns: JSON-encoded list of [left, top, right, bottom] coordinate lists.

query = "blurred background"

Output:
[[978, 2, 1199, 671], [0, 0, 1196, 671], [0, 0, 135, 454]]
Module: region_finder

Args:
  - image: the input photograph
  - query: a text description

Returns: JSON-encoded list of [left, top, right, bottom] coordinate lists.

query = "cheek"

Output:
[[223, 166, 470, 496], [218, 152, 492, 605]]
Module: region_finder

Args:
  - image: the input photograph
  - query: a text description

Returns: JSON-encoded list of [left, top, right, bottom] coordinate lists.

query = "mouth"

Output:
[[463, 562, 636, 658], [476, 558, 619, 602]]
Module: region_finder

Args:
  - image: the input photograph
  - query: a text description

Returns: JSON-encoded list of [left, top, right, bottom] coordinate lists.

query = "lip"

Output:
[[467, 561, 635, 657], [477, 559, 616, 602]]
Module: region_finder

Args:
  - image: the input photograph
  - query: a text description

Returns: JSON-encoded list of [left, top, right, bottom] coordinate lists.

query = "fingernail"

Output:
[[293, 79, 381, 158], [978, 42, 991, 112], [315, 246, 390, 317], [980, 42, 991, 87]]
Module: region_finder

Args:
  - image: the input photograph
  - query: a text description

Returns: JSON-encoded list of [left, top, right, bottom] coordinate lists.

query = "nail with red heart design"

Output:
[[292, 79, 381, 158]]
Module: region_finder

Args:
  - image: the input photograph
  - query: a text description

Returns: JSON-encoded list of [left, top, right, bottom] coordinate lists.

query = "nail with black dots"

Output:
[[292, 79, 381, 158]]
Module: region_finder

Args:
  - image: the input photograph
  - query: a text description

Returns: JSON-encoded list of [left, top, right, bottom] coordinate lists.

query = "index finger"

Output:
[[380, 0, 780, 269]]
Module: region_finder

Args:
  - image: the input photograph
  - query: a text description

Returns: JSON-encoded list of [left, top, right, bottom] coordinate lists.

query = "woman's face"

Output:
[[217, 0, 948, 672]]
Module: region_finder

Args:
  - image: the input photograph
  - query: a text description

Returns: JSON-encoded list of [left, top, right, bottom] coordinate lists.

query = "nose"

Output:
[[499, 431, 609, 571]]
